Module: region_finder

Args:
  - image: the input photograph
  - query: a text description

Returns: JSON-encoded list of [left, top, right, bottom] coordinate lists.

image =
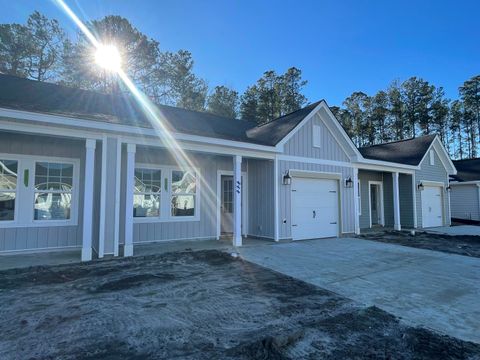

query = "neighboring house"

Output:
[[0, 74, 457, 262], [450, 158, 480, 222]]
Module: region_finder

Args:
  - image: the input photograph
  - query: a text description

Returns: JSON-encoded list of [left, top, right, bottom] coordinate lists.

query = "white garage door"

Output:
[[421, 185, 443, 228], [291, 177, 339, 240]]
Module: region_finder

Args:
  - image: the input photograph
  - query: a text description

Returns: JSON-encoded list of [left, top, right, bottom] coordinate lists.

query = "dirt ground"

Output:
[[1, 250, 479, 359], [359, 230, 480, 258]]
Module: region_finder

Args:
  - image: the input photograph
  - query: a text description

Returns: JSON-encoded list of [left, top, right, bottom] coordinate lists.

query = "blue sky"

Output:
[[0, 0, 478, 106]]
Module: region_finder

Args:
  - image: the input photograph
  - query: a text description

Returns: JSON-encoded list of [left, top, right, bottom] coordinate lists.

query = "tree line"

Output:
[[1, 11, 479, 159], [331, 76, 480, 159], [0, 11, 307, 124]]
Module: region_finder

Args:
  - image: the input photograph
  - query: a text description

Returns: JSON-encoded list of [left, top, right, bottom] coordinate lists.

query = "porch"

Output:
[[357, 169, 416, 232]]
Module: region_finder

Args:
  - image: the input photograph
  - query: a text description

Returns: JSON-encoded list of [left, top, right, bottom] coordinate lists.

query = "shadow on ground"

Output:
[[0, 250, 479, 359], [359, 230, 480, 258]]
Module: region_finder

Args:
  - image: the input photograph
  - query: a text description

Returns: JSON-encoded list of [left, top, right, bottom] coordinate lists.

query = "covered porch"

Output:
[[356, 167, 416, 233]]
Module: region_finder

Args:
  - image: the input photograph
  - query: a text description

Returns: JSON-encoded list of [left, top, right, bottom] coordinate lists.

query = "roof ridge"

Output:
[[359, 134, 436, 149], [0, 73, 253, 125], [251, 100, 323, 129]]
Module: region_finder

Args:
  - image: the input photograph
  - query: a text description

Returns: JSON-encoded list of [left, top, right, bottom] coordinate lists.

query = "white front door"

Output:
[[291, 177, 339, 240], [221, 175, 234, 234], [422, 185, 443, 228]]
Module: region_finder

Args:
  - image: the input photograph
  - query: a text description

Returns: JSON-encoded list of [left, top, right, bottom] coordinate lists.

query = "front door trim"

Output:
[[216, 170, 247, 239], [368, 180, 385, 228]]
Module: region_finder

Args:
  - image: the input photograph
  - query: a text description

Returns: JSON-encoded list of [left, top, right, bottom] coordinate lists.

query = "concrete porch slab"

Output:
[[425, 225, 480, 236]]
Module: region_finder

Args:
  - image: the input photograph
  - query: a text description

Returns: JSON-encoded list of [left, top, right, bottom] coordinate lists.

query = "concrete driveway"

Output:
[[238, 237, 480, 344], [426, 225, 480, 236]]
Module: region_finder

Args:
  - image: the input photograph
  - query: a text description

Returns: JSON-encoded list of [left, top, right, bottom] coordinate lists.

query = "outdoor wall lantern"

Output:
[[446, 185, 452, 192], [282, 171, 292, 185], [417, 182, 425, 191], [345, 177, 353, 188]]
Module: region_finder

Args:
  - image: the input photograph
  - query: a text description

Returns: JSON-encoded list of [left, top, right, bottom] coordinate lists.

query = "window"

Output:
[[0, 159, 18, 221], [171, 170, 196, 217], [358, 180, 362, 215], [313, 124, 322, 148], [34, 162, 73, 221], [429, 150, 435, 166], [133, 168, 161, 218]]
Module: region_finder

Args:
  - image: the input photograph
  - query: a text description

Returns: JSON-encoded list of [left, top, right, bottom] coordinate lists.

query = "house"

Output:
[[449, 158, 480, 222], [0, 74, 457, 262]]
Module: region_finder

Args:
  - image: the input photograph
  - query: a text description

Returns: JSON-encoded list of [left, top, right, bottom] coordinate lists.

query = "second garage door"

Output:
[[421, 185, 444, 228], [291, 177, 339, 240]]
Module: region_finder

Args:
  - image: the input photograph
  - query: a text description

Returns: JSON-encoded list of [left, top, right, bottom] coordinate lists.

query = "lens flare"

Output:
[[95, 45, 121, 72], [53, 0, 220, 234]]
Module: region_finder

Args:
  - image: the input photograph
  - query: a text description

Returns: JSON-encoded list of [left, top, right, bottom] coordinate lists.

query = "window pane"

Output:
[[35, 162, 48, 176], [0, 160, 18, 190], [35, 162, 74, 191], [171, 195, 195, 217], [34, 192, 71, 220], [172, 170, 196, 194], [133, 194, 160, 217], [134, 168, 161, 194], [0, 192, 15, 221]]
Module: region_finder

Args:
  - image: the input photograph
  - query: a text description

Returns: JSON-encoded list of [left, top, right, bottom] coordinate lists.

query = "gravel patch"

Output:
[[0, 250, 479, 359]]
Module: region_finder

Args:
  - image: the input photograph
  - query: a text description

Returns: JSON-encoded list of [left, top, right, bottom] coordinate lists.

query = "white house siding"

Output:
[[415, 148, 450, 227], [121, 147, 248, 244], [450, 184, 480, 221], [284, 113, 350, 161], [247, 159, 274, 239], [0, 132, 85, 252], [278, 160, 355, 239]]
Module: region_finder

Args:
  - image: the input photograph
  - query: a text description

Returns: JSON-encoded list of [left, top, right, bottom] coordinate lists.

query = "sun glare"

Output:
[[95, 45, 121, 72]]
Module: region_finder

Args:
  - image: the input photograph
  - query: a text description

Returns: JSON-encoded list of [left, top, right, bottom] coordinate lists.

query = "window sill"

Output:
[[133, 216, 200, 224], [0, 220, 78, 228]]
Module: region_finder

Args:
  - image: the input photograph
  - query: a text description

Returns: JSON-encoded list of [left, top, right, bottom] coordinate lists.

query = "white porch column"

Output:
[[273, 157, 279, 241], [353, 168, 360, 235], [124, 143, 136, 257], [233, 155, 242, 247], [392, 172, 401, 231], [81, 139, 96, 262]]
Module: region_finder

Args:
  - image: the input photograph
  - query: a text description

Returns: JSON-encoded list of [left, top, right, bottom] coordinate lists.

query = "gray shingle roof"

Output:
[[452, 158, 480, 182], [0, 74, 320, 147], [358, 135, 436, 166]]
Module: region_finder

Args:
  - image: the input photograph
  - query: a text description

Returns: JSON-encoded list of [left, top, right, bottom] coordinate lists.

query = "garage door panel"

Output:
[[291, 177, 339, 240]]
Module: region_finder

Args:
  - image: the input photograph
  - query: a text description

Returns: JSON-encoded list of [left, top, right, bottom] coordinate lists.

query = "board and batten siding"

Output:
[[284, 113, 350, 161], [415, 148, 450, 227], [121, 147, 247, 244], [358, 170, 383, 229], [247, 159, 274, 238], [399, 173, 415, 228], [0, 132, 85, 252], [450, 184, 480, 221], [278, 160, 355, 239]]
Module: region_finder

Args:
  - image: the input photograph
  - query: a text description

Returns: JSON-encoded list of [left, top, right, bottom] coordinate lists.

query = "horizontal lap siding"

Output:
[[399, 174, 414, 228], [450, 185, 480, 221], [0, 132, 85, 252], [278, 160, 354, 239], [284, 113, 350, 161], [415, 149, 450, 227], [248, 159, 274, 238], [130, 149, 243, 243]]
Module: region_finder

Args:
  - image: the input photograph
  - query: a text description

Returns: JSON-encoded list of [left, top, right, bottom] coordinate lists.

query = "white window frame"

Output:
[[133, 164, 200, 223], [313, 124, 322, 148], [429, 150, 435, 166], [0, 153, 80, 228], [133, 166, 162, 219], [0, 156, 19, 225]]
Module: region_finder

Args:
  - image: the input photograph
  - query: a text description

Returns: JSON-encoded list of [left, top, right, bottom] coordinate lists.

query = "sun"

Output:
[[94, 45, 122, 72]]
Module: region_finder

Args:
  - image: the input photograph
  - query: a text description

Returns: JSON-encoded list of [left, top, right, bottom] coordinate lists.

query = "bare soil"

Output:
[[0, 250, 479, 359], [359, 230, 480, 258]]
